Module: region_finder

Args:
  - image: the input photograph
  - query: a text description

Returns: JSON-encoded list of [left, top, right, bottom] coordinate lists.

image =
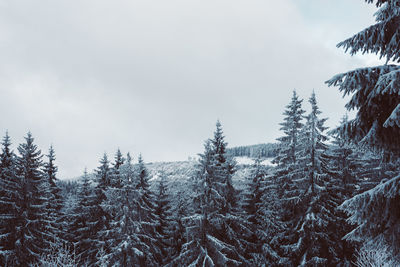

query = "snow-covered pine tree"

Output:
[[271, 90, 306, 265], [171, 122, 247, 266], [242, 157, 266, 258], [320, 115, 362, 265], [14, 132, 50, 266], [98, 153, 148, 266], [92, 153, 113, 266], [134, 154, 160, 266], [169, 189, 188, 260], [274, 90, 306, 167], [96, 149, 127, 265], [242, 157, 279, 265], [111, 148, 124, 189], [70, 168, 96, 266], [278, 92, 336, 266], [326, 0, 400, 259], [154, 171, 173, 265], [42, 146, 64, 245], [325, 0, 400, 154], [0, 132, 19, 266]]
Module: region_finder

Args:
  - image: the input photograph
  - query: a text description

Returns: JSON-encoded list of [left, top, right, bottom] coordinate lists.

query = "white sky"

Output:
[[0, 0, 383, 179]]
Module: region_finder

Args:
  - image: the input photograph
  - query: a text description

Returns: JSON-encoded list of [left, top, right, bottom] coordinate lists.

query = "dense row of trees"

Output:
[[226, 143, 278, 158], [0, 90, 398, 266], [1, 0, 399, 266]]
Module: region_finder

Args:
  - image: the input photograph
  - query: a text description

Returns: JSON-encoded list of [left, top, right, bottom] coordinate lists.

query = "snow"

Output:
[[234, 156, 275, 166]]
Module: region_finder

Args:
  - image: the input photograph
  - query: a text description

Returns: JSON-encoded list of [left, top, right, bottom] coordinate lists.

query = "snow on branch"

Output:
[[339, 175, 400, 245], [383, 103, 400, 127]]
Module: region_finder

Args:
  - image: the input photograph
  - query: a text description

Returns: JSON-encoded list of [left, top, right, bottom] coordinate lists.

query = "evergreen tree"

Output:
[[242, 157, 279, 264], [172, 122, 247, 266], [111, 148, 124, 188], [0, 132, 19, 266], [326, 0, 400, 259], [154, 171, 173, 265], [96, 149, 126, 265], [169, 190, 188, 260], [14, 132, 49, 266], [134, 154, 160, 266], [274, 90, 306, 166], [275, 93, 336, 265], [92, 153, 112, 265], [326, 0, 400, 154], [271, 91, 306, 265], [42, 146, 64, 244], [242, 158, 266, 257], [288, 92, 332, 266], [100, 153, 152, 266], [70, 168, 96, 266], [321, 115, 362, 265]]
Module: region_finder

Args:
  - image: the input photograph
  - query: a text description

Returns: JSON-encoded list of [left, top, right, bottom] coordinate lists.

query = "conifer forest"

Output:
[[1, 0, 400, 266]]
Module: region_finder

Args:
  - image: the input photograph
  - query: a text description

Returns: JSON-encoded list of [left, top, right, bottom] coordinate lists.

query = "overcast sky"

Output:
[[0, 0, 382, 179]]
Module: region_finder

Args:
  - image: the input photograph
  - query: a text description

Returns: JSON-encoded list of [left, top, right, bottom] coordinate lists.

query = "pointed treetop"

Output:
[[47, 145, 56, 162], [212, 120, 227, 159], [126, 152, 132, 165], [113, 148, 125, 169], [100, 153, 109, 165], [1, 131, 12, 157], [138, 153, 144, 165], [308, 91, 321, 115], [18, 132, 42, 161], [2, 130, 11, 148]]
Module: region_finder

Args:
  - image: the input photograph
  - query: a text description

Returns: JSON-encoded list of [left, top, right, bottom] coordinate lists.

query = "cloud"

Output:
[[0, 0, 381, 178]]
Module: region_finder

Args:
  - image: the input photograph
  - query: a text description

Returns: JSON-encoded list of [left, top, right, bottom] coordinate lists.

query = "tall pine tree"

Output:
[[70, 168, 96, 266], [172, 121, 247, 266], [0, 132, 19, 266], [326, 0, 400, 259], [42, 146, 64, 245], [134, 154, 160, 266], [272, 91, 306, 265], [14, 132, 49, 266]]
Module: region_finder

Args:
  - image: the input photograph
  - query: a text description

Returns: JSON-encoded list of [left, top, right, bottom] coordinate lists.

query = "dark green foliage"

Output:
[[0, 132, 19, 266], [242, 158, 280, 264], [154, 172, 173, 264], [326, 0, 400, 154], [172, 121, 248, 266], [327, 0, 400, 261], [227, 143, 278, 158], [70, 168, 97, 266], [14, 133, 49, 266], [134, 154, 160, 266], [42, 146, 64, 244]]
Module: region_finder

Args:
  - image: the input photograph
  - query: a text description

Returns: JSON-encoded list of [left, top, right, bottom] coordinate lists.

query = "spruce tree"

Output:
[[326, 0, 400, 154], [172, 122, 247, 266], [42, 146, 64, 244], [111, 148, 124, 188], [169, 190, 187, 260], [272, 91, 306, 265], [274, 90, 306, 166], [70, 168, 96, 266], [92, 153, 112, 265], [99, 153, 151, 266], [326, 0, 400, 258], [321, 115, 361, 265], [242, 157, 279, 264], [135, 154, 160, 266], [154, 171, 173, 265], [96, 149, 126, 265], [275, 92, 337, 265], [0, 132, 19, 266], [14, 132, 49, 266]]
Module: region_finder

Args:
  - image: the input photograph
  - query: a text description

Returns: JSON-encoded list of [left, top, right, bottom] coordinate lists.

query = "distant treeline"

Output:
[[227, 143, 278, 158]]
